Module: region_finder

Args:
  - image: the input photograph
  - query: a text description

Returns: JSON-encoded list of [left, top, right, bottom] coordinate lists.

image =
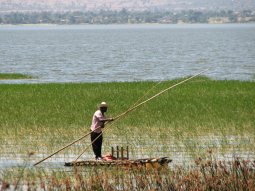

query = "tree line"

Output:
[[0, 10, 254, 24]]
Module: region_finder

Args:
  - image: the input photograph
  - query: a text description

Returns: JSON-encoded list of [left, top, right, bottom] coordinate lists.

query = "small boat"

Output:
[[65, 157, 172, 169]]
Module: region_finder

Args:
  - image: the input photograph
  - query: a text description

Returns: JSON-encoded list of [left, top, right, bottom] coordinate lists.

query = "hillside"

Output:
[[1, 0, 255, 12]]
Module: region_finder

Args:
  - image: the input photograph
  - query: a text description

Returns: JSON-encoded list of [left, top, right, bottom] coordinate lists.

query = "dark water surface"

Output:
[[0, 24, 254, 83]]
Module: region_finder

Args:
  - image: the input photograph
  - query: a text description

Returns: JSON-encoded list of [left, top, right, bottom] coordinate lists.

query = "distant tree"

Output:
[[242, 10, 252, 17]]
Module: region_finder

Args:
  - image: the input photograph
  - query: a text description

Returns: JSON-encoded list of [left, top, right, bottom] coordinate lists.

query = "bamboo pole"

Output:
[[75, 132, 99, 161], [35, 127, 109, 166], [113, 68, 209, 121], [33, 131, 92, 166], [74, 69, 209, 161], [128, 80, 163, 110]]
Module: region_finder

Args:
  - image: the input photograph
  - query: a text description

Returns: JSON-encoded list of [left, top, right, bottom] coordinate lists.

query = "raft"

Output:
[[65, 157, 172, 169]]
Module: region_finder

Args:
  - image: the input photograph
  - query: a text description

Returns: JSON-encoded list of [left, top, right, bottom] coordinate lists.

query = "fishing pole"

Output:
[[74, 68, 209, 161]]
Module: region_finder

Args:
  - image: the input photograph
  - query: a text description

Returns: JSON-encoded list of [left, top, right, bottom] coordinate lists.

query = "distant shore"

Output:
[[1, 9, 255, 25], [1, 22, 255, 27]]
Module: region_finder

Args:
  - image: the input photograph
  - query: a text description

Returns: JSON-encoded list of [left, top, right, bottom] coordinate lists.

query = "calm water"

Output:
[[0, 134, 254, 169], [0, 24, 255, 83]]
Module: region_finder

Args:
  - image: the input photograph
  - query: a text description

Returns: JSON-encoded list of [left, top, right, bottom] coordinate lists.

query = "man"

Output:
[[91, 102, 114, 160]]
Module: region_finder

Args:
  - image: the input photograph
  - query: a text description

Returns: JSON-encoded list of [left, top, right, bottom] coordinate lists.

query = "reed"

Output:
[[0, 73, 33, 80], [0, 78, 254, 170], [0, 77, 254, 130], [1, 157, 254, 190]]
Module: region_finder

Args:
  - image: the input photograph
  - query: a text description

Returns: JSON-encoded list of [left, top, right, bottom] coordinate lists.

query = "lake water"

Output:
[[1, 134, 254, 169], [0, 24, 255, 83]]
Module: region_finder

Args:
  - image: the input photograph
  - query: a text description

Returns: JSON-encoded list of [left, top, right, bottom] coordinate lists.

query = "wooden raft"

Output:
[[65, 146, 172, 169], [65, 157, 172, 169]]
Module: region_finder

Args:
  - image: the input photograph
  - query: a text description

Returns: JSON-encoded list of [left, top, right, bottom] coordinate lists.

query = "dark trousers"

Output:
[[90, 131, 103, 159]]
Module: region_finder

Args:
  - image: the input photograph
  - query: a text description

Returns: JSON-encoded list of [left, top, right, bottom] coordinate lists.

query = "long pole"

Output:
[[75, 130, 105, 161], [128, 80, 163, 110], [113, 68, 209, 121], [33, 131, 92, 166], [74, 68, 209, 160]]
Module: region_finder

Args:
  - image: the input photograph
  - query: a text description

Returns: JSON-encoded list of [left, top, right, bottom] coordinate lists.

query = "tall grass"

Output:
[[0, 77, 254, 161], [0, 78, 254, 189], [1, 156, 254, 190], [0, 77, 254, 131]]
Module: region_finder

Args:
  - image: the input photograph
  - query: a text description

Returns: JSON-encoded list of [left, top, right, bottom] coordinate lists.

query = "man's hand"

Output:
[[109, 118, 114, 121]]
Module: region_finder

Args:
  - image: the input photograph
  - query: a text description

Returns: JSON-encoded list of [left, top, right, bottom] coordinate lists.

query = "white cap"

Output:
[[99, 102, 108, 108]]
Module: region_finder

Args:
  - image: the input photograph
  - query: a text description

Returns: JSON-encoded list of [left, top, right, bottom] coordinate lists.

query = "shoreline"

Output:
[[1, 23, 255, 27], [0, 78, 254, 85], [0, 71, 254, 84]]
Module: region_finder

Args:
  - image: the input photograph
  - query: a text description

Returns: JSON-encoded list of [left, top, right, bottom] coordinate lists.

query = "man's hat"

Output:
[[99, 102, 108, 108]]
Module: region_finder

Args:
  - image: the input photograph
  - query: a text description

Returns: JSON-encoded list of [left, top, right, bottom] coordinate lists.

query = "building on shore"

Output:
[[208, 17, 230, 24]]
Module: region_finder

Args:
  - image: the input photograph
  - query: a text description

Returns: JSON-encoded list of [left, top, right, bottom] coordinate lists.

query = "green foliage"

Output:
[[0, 78, 254, 132]]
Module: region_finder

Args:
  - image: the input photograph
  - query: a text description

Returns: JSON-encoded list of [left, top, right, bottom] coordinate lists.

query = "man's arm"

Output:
[[99, 118, 114, 123], [96, 111, 114, 123]]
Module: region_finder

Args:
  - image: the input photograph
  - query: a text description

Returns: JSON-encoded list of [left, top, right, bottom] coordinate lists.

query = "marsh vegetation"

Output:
[[0, 73, 33, 80], [0, 77, 254, 189]]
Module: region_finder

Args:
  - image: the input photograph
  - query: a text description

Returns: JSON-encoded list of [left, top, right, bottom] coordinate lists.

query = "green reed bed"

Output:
[[0, 77, 255, 189], [0, 77, 254, 157], [0, 77, 254, 130], [0, 73, 33, 80]]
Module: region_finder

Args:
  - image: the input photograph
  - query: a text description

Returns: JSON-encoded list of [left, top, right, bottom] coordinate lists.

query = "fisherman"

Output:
[[91, 102, 114, 160]]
